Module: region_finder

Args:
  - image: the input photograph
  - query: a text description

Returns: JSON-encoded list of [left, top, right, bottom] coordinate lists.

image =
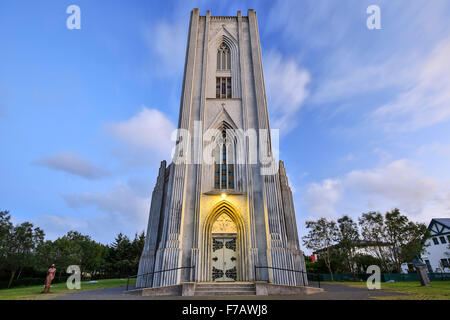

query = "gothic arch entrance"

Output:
[[200, 201, 248, 282]]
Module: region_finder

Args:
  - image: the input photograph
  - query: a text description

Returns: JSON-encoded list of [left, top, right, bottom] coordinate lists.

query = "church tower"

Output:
[[137, 9, 307, 288]]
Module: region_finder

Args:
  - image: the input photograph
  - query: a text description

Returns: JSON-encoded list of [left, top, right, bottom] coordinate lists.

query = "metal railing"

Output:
[[126, 266, 194, 291], [307, 273, 321, 288], [254, 266, 317, 287]]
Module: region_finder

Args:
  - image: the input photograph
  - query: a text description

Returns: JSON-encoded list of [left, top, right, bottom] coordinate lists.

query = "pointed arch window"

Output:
[[217, 42, 231, 70], [214, 129, 234, 190]]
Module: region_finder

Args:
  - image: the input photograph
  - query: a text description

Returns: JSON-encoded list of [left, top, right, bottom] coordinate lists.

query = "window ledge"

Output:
[[204, 189, 244, 195], [206, 98, 241, 101]]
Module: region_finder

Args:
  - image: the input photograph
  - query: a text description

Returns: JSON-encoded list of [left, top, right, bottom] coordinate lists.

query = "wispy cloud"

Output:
[[264, 51, 311, 133], [62, 180, 149, 223], [372, 38, 450, 131], [143, 20, 188, 77], [303, 159, 450, 223], [105, 106, 176, 165], [59, 179, 152, 241], [304, 178, 341, 218], [33, 152, 110, 180]]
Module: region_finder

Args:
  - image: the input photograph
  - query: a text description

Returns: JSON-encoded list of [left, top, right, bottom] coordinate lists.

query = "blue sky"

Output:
[[1, 0, 450, 246]]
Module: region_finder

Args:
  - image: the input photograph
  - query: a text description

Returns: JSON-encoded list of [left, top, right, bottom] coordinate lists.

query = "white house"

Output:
[[422, 218, 450, 273]]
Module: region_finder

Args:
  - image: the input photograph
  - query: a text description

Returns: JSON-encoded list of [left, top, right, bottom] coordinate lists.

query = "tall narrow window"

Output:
[[214, 129, 234, 190], [216, 77, 232, 99], [217, 42, 231, 70]]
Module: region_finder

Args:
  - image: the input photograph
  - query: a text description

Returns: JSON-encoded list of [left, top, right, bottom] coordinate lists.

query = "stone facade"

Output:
[[137, 9, 307, 288]]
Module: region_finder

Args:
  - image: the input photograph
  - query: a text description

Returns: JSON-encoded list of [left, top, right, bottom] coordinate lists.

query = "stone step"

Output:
[[196, 284, 255, 288], [194, 283, 256, 295], [195, 287, 256, 290], [195, 286, 255, 290], [195, 283, 254, 287], [195, 290, 256, 296]]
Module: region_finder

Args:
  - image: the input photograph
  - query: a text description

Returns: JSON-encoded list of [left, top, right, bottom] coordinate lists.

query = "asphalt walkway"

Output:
[[52, 283, 408, 300]]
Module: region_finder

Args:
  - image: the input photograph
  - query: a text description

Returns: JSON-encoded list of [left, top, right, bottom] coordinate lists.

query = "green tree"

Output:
[[302, 218, 339, 280], [396, 219, 430, 268], [36, 231, 107, 281], [353, 254, 382, 273], [359, 209, 430, 273], [384, 209, 410, 272], [336, 215, 360, 274], [358, 211, 391, 272], [0, 211, 13, 267], [3, 219, 44, 288], [107, 233, 133, 277]]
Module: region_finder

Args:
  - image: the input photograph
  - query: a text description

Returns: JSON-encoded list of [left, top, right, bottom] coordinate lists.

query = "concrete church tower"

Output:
[[137, 9, 307, 289]]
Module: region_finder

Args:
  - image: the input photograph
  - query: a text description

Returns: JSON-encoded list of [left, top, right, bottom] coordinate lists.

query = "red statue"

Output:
[[44, 264, 56, 293]]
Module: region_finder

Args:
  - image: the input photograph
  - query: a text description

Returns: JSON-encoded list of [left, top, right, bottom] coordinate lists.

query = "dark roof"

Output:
[[313, 240, 391, 254], [432, 218, 450, 228]]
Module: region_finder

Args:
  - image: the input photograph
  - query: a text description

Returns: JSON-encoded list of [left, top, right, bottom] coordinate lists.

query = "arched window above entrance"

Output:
[[214, 127, 235, 190]]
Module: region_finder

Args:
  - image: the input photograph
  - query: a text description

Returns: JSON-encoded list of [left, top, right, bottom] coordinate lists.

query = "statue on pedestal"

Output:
[[412, 255, 431, 286], [44, 264, 56, 293]]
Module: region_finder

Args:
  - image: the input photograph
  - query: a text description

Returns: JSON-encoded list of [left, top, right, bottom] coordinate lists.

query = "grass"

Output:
[[323, 280, 450, 300], [0, 278, 136, 300]]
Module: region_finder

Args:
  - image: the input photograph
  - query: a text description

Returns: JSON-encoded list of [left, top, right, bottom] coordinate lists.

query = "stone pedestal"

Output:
[[415, 264, 431, 286]]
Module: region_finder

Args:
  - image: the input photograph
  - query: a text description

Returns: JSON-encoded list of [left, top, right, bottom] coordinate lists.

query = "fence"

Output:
[[126, 266, 194, 291], [309, 272, 450, 282], [254, 266, 316, 287]]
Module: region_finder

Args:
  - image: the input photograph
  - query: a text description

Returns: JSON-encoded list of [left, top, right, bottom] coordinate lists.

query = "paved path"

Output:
[[53, 283, 408, 300]]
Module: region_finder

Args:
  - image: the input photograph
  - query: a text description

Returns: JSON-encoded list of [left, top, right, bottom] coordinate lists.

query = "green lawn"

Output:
[[0, 278, 136, 300], [323, 281, 450, 300]]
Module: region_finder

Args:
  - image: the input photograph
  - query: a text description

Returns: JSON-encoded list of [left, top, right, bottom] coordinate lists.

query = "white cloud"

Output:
[[106, 106, 175, 161], [303, 160, 450, 223], [373, 39, 450, 131], [345, 160, 438, 208], [53, 179, 153, 242], [144, 20, 187, 76], [34, 214, 90, 241], [33, 152, 109, 180], [34, 211, 145, 244], [304, 179, 342, 218], [264, 51, 311, 132], [62, 180, 150, 225], [312, 55, 413, 105]]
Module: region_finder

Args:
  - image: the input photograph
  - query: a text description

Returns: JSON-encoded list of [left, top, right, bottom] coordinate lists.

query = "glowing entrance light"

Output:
[[221, 193, 227, 199]]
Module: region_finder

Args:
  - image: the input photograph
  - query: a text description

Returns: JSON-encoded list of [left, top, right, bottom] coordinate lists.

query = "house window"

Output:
[[424, 260, 432, 273], [439, 236, 447, 244], [216, 77, 232, 99], [432, 237, 439, 245], [217, 42, 231, 70]]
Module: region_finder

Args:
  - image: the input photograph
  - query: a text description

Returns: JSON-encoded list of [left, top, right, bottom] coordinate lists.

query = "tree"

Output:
[[396, 220, 429, 268], [358, 211, 391, 272], [336, 215, 360, 274], [353, 254, 382, 273], [359, 209, 430, 273], [384, 209, 410, 272], [0, 211, 13, 268], [3, 219, 44, 288], [302, 218, 339, 280], [107, 233, 133, 277]]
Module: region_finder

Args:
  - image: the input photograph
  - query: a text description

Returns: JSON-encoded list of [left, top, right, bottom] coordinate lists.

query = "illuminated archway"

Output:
[[199, 200, 248, 282]]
